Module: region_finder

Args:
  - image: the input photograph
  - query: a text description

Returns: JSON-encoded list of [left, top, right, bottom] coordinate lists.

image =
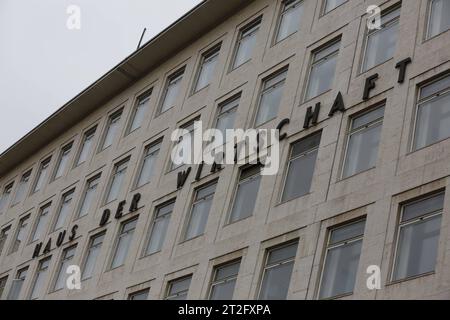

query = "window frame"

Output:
[[52, 189, 75, 232], [0, 182, 14, 213], [274, 0, 304, 44], [77, 174, 101, 219], [126, 89, 153, 135], [157, 68, 185, 115], [74, 126, 97, 167], [30, 203, 52, 244], [193, 44, 222, 94], [207, 259, 241, 300], [29, 256, 52, 300], [99, 109, 123, 152], [104, 157, 131, 205], [51, 245, 77, 292], [134, 140, 162, 189], [164, 275, 192, 300], [230, 17, 262, 71], [11, 169, 32, 206], [109, 217, 138, 270], [321, 0, 348, 16], [425, 0, 450, 40], [9, 214, 30, 255], [81, 231, 106, 281], [52, 142, 74, 181], [144, 199, 175, 257]]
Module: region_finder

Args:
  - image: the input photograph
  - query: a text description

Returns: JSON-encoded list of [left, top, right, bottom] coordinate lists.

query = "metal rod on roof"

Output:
[[137, 28, 147, 50]]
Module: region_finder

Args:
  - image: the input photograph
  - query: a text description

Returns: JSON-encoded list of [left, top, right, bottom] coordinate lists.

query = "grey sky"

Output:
[[0, 0, 202, 154]]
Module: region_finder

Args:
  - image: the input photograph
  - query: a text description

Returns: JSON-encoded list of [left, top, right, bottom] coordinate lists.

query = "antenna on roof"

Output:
[[137, 28, 147, 50]]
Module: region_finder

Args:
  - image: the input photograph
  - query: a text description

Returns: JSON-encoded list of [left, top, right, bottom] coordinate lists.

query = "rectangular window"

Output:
[[427, 0, 450, 39], [101, 110, 123, 151], [53, 245, 77, 291], [10, 215, 30, 254], [53, 142, 73, 180], [135, 141, 161, 188], [110, 218, 137, 269], [229, 166, 262, 223], [216, 95, 240, 138], [78, 174, 101, 218], [184, 182, 217, 240], [392, 193, 444, 281], [128, 289, 149, 300], [145, 201, 174, 255], [7, 267, 28, 300], [171, 120, 197, 170], [0, 225, 11, 256], [258, 241, 298, 300], [128, 90, 152, 134], [82, 232, 105, 280], [30, 256, 51, 300], [53, 189, 75, 231], [305, 40, 340, 101], [276, 0, 304, 43], [362, 7, 400, 72], [76, 127, 96, 166], [12, 170, 32, 206], [208, 260, 241, 300], [232, 18, 261, 70], [31, 204, 51, 243], [413, 75, 450, 150], [319, 219, 366, 299], [255, 69, 288, 126], [159, 68, 185, 114], [343, 107, 385, 178], [105, 158, 130, 204], [323, 0, 347, 14], [33, 158, 51, 193], [282, 132, 321, 202], [165, 276, 192, 300], [0, 276, 8, 299], [194, 45, 221, 93], [0, 183, 14, 213]]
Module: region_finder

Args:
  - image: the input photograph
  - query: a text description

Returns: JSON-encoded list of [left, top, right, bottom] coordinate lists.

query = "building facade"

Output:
[[1, 0, 450, 300]]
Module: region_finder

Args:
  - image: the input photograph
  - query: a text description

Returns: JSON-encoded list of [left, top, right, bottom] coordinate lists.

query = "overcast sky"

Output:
[[0, 0, 202, 154]]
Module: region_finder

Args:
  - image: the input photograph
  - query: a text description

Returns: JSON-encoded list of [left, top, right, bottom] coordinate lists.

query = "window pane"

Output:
[[111, 219, 137, 269], [34, 159, 50, 193], [351, 107, 385, 130], [363, 15, 399, 71], [130, 92, 151, 132], [78, 176, 100, 218], [30, 257, 51, 299], [195, 49, 220, 92], [233, 21, 260, 69], [32, 205, 51, 242], [229, 171, 261, 223], [428, 0, 450, 38], [0, 226, 11, 256], [137, 143, 160, 187], [185, 183, 216, 240], [54, 144, 72, 179], [277, 0, 304, 42], [259, 261, 294, 300], [160, 72, 184, 113], [0, 183, 13, 212], [403, 193, 444, 222], [420, 76, 450, 99], [306, 44, 339, 100], [267, 243, 298, 265], [129, 290, 149, 300], [319, 240, 363, 299], [102, 112, 122, 150], [106, 160, 129, 203], [146, 202, 174, 255], [166, 277, 191, 300], [7, 268, 28, 300], [54, 191, 74, 230], [255, 71, 287, 126], [82, 233, 105, 280], [11, 216, 30, 254], [54, 246, 76, 291], [393, 215, 442, 281], [414, 91, 450, 150], [324, 0, 346, 13], [77, 129, 96, 165], [329, 220, 366, 245], [13, 171, 31, 205]]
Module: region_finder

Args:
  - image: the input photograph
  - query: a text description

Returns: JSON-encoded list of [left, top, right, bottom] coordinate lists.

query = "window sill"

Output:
[[387, 271, 435, 287], [358, 58, 394, 77], [302, 89, 332, 106]]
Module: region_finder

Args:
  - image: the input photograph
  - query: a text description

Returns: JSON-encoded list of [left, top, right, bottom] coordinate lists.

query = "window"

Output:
[[165, 276, 192, 300], [53, 143, 73, 180], [78, 174, 101, 218], [184, 182, 217, 240], [105, 158, 130, 204], [216, 95, 240, 138], [135, 142, 161, 188], [128, 289, 149, 300], [232, 18, 261, 69], [194, 45, 221, 93], [171, 120, 197, 170], [259, 241, 298, 300], [323, 0, 347, 14], [53, 245, 77, 291], [31, 204, 51, 243], [427, 0, 450, 39], [255, 69, 288, 126], [110, 218, 137, 269], [0, 276, 7, 299], [82, 232, 105, 280], [413, 75, 450, 150], [342, 107, 385, 178], [282, 132, 321, 202], [101, 110, 123, 151], [53, 190, 75, 231], [362, 7, 400, 72], [7, 267, 28, 300], [0, 183, 13, 213], [12, 170, 32, 206], [208, 260, 241, 300], [145, 201, 174, 255], [75, 127, 96, 166], [128, 90, 152, 134], [30, 257, 51, 300], [276, 0, 304, 43], [159, 68, 185, 114], [33, 158, 51, 193], [392, 193, 444, 281], [229, 166, 262, 223], [305, 40, 340, 101], [0, 225, 11, 256], [9, 215, 30, 254], [319, 219, 366, 299]]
